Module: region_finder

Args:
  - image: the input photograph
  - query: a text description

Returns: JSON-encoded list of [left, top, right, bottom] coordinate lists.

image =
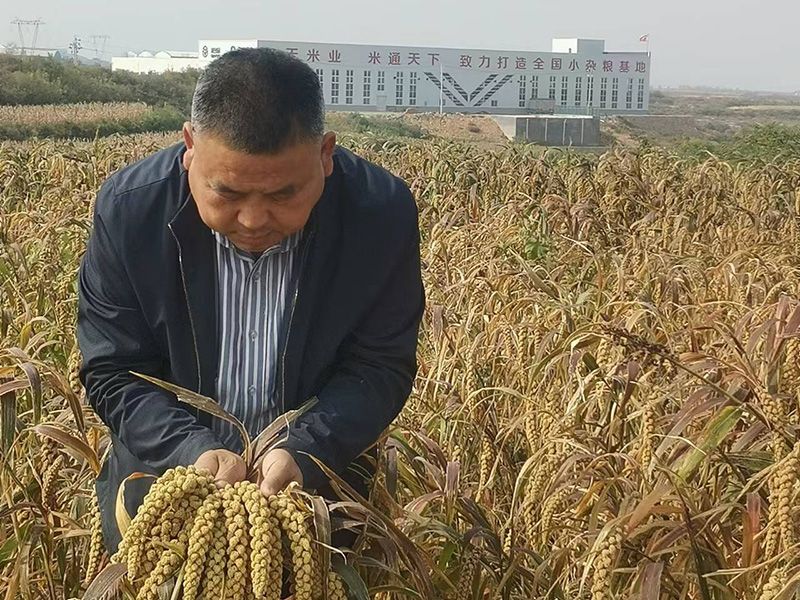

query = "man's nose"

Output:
[[237, 201, 270, 231]]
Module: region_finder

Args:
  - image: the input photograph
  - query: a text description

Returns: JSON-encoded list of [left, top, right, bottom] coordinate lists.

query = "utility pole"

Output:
[[68, 35, 82, 64], [10, 18, 45, 55], [88, 34, 110, 59]]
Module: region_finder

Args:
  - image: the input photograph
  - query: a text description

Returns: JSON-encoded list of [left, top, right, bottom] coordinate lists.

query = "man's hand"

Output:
[[258, 449, 303, 496], [194, 449, 247, 488]]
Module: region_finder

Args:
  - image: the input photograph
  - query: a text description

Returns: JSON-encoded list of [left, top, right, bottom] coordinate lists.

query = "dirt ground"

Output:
[[396, 112, 508, 143], [603, 115, 739, 144]]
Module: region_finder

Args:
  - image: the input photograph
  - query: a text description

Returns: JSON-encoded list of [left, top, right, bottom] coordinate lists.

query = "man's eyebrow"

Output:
[[268, 184, 296, 196], [210, 182, 297, 196], [210, 182, 243, 195]]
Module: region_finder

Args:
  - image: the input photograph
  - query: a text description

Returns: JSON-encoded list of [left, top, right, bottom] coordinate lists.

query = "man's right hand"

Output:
[[194, 449, 247, 487]]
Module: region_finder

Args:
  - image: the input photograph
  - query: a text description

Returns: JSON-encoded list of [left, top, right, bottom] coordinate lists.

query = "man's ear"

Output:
[[182, 122, 195, 170], [321, 132, 337, 177]]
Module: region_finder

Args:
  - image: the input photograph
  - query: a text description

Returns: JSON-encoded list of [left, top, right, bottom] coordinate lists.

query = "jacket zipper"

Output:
[[279, 228, 315, 415], [169, 223, 202, 394]]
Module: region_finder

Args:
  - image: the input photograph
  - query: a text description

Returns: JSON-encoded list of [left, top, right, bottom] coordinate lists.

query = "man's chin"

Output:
[[233, 240, 269, 253], [228, 232, 285, 253]]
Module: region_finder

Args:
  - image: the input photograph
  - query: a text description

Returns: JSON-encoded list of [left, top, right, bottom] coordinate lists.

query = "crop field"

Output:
[[0, 103, 153, 128], [1, 133, 800, 599], [0, 104, 184, 142]]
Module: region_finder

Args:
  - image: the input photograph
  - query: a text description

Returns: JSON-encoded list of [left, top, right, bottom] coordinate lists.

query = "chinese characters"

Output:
[[279, 44, 648, 75]]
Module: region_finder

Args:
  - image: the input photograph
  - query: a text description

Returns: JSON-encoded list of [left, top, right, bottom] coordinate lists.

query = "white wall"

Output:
[[552, 39, 581, 54], [552, 39, 606, 55], [198, 39, 259, 61], [111, 56, 200, 74]]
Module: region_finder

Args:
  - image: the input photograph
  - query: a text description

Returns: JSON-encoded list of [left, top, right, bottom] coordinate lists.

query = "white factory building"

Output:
[[112, 38, 651, 115], [111, 50, 200, 75]]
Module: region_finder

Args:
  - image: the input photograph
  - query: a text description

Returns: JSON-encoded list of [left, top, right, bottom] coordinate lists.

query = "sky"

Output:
[[1, 0, 797, 93]]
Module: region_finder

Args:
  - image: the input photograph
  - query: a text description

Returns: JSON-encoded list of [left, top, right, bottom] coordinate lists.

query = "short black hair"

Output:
[[191, 47, 325, 154]]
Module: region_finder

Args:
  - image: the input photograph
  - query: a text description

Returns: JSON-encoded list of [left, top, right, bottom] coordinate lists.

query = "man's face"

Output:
[[182, 123, 336, 253]]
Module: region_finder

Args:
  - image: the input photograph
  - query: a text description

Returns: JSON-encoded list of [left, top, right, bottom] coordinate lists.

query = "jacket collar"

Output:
[[278, 164, 340, 409], [168, 169, 219, 398]]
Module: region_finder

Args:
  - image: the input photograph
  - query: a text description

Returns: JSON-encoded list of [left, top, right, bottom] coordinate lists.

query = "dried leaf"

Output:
[[248, 396, 319, 476], [304, 453, 438, 599], [742, 493, 760, 568], [626, 481, 672, 533], [510, 249, 560, 298], [444, 460, 460, 506], [639, 561, 663, 600], [115, 472, 156, 537], [83, 563, 129, 600], [16, 523, 39, 599], [311, 495, 331, 600], [32, 423, 99, 474], [130, 371, 251, 464], [386, 445, 398, 500], [0, 382, 17, 453], [405, 491, 443, 515], [17, 362, 42, 425]]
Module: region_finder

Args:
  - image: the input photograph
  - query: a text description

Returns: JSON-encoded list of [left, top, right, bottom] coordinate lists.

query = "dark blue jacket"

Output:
[[77, 143, 424, 552]]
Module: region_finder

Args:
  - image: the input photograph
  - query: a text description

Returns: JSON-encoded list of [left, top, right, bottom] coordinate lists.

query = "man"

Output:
[[77, 48, 424, 553]]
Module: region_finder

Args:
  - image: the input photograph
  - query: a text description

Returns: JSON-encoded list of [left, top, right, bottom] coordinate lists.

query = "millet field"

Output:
[[1, 131, 800, 599]]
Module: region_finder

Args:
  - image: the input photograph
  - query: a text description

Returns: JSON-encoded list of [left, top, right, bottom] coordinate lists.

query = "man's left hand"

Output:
[[257, 449, 304, 496]]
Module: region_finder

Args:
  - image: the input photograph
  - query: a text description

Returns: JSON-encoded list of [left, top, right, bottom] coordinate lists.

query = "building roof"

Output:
[[155, 50, 199, 59]]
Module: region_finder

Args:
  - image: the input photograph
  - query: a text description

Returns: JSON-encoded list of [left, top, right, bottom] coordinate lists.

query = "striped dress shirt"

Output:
[[211, 229, 303, 450]]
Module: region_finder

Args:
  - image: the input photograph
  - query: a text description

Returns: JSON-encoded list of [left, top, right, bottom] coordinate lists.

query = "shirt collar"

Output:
[[212, 229, 303, 256]]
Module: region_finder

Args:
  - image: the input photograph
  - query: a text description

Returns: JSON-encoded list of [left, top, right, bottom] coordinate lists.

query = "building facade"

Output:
[[112, 50, 199, 75], [197, 38, 650, 115]]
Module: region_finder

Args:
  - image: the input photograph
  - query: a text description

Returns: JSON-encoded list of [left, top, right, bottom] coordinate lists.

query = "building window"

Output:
[[600, 77, 608, 108], [395, 72, 404, 105], [409, 72, 417, 106], [315, 69, 324, 100], [345, 69, 354, 105], [531, 75, 539, 100], [518, 75, 527, 108], [560, 76, 568, 106], [587, 76, 595, 107], [626, 78, 634, 109], [637, 78, 645, 110], [377, 70, 385, 92], [575, 77, 582, 106], [331, 69, 339, 104], [491, 99, 498, 107], [363, 70, 371, 104], [548, 75, 556, 100], [611, 77, 619, 109]]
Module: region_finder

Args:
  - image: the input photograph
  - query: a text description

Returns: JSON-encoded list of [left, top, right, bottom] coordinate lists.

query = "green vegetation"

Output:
[[0, 55, 199, 114], [677, 123, 800, 163], [327, 112, 428, 139]]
